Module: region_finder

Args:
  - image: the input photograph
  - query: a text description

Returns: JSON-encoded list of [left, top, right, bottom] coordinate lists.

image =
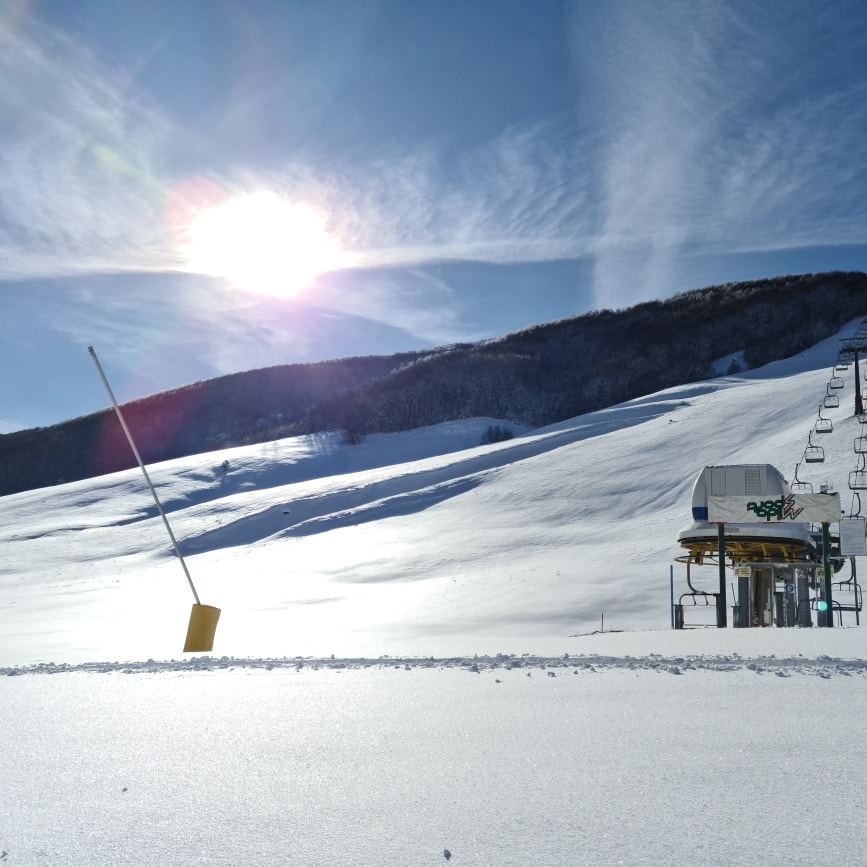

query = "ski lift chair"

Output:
[[790, 462, 813, 493], [829, 374, 845, 390], [849, 454, 867, 490], [824, 388, 840, 409], [804, 432, 825, 464], [814, 404, 833, 434]]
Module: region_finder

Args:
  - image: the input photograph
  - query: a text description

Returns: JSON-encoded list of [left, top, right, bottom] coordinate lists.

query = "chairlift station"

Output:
[[672, 319, 867, 629]]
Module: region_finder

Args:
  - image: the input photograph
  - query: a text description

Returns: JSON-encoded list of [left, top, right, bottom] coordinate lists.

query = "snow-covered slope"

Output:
[[2, 322, 866, 867], [1, 321, 865, 665]]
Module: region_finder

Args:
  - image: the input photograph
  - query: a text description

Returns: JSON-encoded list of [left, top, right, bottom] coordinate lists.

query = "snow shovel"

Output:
[[89, 346, 221, 653]]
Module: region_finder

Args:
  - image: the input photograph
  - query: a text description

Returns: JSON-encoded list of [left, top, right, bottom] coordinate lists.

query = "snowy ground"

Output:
[[2, 323, 866, 864]]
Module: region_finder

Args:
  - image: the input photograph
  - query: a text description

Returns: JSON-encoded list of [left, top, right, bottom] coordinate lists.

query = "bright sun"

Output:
[[180, 190, 354, 297]]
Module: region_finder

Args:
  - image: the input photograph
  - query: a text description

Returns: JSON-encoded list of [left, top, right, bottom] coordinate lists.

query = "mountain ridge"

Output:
[[1, 270, 864, 496]]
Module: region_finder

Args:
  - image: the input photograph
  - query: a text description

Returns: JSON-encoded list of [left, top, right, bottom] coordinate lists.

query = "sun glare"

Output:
[[180, 190, 354, 297]]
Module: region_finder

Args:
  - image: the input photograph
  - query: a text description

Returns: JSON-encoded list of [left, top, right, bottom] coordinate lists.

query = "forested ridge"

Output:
[[1, 271, 864, 495]]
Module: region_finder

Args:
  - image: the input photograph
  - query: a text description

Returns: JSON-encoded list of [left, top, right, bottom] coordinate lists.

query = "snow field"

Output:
[[1, 322, 867, 864], [2, 664, 865, 866]]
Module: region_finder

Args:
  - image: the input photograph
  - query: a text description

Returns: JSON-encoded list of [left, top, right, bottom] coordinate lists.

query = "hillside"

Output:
[[2, 316, 867, 865], [2, 315, 865, 665], [1, 270, 865, 495]]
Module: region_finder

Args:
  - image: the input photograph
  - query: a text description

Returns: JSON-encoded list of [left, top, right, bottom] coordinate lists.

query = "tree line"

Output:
[[1, 271, 864, 495]]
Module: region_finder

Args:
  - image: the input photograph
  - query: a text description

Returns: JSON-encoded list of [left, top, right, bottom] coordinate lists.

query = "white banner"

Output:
[[707, 493, 841, 524]]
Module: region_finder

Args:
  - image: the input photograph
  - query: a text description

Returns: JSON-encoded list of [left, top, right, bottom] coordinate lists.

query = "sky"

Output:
[[3, 0, 867, 432], [1, 321, 866, 863]]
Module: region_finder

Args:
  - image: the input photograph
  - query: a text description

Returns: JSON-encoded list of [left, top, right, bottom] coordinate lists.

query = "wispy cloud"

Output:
[[3, 2, 867, 322], [567, 0, 867, 307], [0, 11, 182, 280], [0, 9, 599, 346], [316, 123, 598, 267], [0, 10, 602, 272]]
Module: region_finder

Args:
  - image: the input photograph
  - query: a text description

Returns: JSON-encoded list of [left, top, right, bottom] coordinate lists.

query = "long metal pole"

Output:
[[717, 523, 728, 627], [822, 522, 833, 627], [88, 347, 200, 605]]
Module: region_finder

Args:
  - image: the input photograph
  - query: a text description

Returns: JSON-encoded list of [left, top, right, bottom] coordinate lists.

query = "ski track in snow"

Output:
[[4, 651, 866, 678], [178, 401, 680, 555]]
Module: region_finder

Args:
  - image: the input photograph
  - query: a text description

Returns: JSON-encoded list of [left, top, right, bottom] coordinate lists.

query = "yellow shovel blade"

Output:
[[183, 603, 221, 653]]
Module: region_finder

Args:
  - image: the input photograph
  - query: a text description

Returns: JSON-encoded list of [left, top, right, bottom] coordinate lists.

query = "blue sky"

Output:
[[2, 0, 867, 432]]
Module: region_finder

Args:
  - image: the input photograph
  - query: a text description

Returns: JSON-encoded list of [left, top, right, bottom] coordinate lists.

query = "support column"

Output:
[[798, 568, 813, 627], [737, 571, 751, 628], [822, 522, 834, 627], [855, 351, 863, 417], [717, 523, 727, 627], [670, 565, 675, 629]]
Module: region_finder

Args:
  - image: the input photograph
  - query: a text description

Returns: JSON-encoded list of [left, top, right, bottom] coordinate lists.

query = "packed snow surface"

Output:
[[1, 323, 866, 864]]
